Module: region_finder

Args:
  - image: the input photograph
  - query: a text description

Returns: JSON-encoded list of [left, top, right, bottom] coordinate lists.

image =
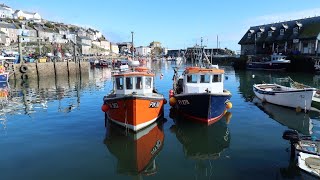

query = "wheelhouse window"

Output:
[[145, 77, 152, 89], [268, 31, 272, 37], [116, 77, 124, 90], [136, 77, 142, 89], [247, 33, 251, 38], [212, 74, 221, 82], [125, 77, 133, 89], [280, 29, 284, 36], [293, 27, 299, 34], [200, 74, 210, 83], [187, 74, 198, 83]]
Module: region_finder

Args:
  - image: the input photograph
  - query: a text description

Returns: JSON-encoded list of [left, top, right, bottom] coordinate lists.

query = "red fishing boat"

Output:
[[102, 66, 166, 131]]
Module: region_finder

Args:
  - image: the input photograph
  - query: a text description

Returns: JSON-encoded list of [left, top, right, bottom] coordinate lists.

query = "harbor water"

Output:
[[0, 60, 320, 180]]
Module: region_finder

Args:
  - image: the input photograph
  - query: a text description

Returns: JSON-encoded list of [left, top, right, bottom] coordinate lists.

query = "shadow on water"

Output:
[[104, 118, 165, 178], [252, 97, 313, 135], [169, 108, 232, 179]]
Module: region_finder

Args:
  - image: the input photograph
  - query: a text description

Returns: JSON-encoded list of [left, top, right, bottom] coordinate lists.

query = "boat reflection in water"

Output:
[[104, 118, 165, 177], [169, 108, 231, 178], [252, 97, 313, 135]]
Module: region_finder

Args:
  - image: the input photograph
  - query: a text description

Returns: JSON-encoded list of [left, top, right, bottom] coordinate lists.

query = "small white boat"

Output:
[[129, 60, 140, 67], [298, 152, 320, 178], [253, 83, 316, 111]]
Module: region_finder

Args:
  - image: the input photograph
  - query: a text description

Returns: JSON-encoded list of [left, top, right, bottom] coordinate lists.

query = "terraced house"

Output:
[[239, 16, 320, 56]]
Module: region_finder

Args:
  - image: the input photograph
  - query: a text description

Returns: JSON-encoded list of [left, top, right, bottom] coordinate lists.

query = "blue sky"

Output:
[[3, 0, 320, 51]]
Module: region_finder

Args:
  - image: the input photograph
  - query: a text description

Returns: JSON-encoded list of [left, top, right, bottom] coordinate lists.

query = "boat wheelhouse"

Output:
[[170, 65, 232, 124], [102, 67, 165, 131]]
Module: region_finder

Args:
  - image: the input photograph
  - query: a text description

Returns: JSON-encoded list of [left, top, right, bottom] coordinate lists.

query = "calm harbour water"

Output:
[[0, 60, 320, 180]]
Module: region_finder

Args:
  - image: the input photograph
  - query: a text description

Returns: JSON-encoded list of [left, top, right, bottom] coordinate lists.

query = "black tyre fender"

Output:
[[21, 73, 28, 80], [4, 63, 9, 68], [20, 65, 28, 73]]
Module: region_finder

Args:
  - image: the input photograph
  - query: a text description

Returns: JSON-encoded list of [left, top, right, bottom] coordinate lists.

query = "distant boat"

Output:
[[253, 83, 316, 111], [102, 66, 165, 131], [247, 53, 291, 71], [90, 59, 111, 68]]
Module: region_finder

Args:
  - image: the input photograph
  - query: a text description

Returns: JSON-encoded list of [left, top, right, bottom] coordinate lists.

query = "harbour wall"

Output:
[[9, 61, 89, 81]]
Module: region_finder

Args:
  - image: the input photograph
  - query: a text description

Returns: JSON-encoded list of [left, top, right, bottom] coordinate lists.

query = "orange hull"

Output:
[[106, 96, 164, 131]]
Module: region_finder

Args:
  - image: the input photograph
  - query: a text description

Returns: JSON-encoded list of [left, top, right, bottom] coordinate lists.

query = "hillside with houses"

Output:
[[0, 3, 119, 56]]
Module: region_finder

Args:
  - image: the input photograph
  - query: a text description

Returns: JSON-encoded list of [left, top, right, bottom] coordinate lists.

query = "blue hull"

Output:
[[247, 62, 289, 71], [174, 93, 231, 124], [0, 73, 8, 82]]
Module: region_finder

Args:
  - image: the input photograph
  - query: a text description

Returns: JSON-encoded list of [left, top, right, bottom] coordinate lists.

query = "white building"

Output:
[[0, 22, 18, 43], [0, 4, 13, 18], [111, 43, 119, 54], [136, 46, 151, 57], [13, 10, 42, 22]]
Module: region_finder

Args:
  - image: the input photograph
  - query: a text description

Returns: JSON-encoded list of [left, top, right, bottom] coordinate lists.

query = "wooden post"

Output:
[[18, 35, 23, 64]]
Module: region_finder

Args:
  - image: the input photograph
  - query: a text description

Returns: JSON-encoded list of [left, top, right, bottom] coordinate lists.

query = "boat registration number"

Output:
[[109, 102, 119, 109], [178, 100, 190, 105], [149, 101, 160, 108], [151, 140, 162, 155]]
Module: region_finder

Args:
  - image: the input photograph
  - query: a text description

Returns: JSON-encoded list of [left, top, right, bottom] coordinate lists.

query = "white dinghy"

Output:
[[253, 83, 316, 111]]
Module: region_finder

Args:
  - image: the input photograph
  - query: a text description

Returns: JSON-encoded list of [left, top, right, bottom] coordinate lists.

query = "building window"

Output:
[[257, 32, 261, 38], [187, 74, 198, 83], [200, 74, 210, 83], [293, 27, 299, 34], [248, 33, 251, 38], [268, 31, 272, 37], [280, 29, 284, 36], [125, 77, 133, 89], [116, 77, 123, 90]]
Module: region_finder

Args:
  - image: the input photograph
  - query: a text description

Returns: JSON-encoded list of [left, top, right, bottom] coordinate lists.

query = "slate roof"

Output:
[[239, 16, 320, 45], [0, 22, 17, 29]]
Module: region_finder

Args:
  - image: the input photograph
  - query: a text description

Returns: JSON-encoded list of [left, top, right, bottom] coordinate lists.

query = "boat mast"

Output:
[[131, 31, 134, 59]]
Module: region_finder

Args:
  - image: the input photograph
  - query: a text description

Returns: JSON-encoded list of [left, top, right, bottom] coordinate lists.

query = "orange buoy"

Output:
[[101, 104, 109, 112], [169, 97, 176, 106], [226, 102, 232, 109]]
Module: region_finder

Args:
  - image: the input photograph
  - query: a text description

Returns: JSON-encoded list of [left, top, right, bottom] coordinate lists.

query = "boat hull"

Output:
[[0, 72, 9, 82], [253, 85, 315, 110], [173, 93, 231, 124], [247, 62, 289, 71], [298, 152, 320, 178], [104, 95, 164, 131]]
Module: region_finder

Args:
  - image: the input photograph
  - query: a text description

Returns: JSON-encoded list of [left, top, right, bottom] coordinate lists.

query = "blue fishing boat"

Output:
[[246, 53, 291, 71], [169, 43, 232, 124]]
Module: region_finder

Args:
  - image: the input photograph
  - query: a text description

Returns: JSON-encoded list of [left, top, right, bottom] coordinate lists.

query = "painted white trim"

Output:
[[107, 114, 161, 131], [298, 152, 320, 177]]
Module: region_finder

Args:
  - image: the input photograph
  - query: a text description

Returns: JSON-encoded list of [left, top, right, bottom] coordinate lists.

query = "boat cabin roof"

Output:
[[185, 67, 224, 75], [113, 71, 154, 77], [113, 67, 154, 77]]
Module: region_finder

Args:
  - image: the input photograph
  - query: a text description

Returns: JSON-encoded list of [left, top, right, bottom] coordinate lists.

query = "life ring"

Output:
[[21, 73, 28, 80], [20, 65, 28, 73], [4, 63, 9, 68]]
